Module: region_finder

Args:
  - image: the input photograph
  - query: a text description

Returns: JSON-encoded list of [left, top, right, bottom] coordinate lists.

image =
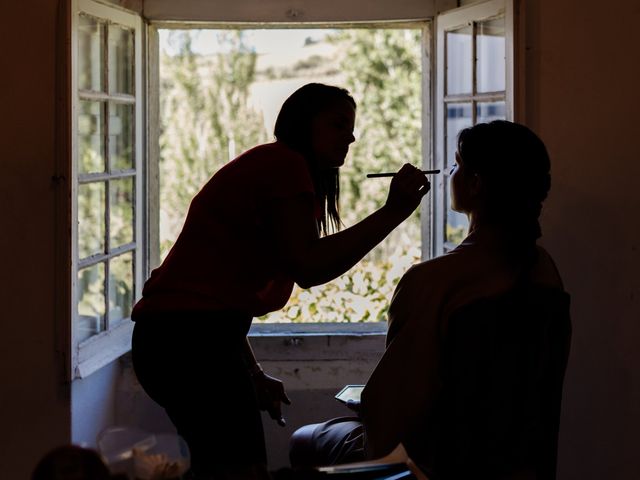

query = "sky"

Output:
[[159, 28, 341, 133], [159, 28, 335, 62]]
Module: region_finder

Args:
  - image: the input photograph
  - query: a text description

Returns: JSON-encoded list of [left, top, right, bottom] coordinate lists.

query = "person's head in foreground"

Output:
[[31, 445, 122, 480], [275, 83, 357, 235]]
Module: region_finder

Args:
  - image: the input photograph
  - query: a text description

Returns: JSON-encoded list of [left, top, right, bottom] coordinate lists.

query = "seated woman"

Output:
[[289, 120, 570, 479]]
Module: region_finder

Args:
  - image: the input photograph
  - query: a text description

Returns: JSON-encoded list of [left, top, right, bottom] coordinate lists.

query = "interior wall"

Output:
[[524, 1, 640, 479], [72, 360, 121, 447], [0, 1, 71, 478]]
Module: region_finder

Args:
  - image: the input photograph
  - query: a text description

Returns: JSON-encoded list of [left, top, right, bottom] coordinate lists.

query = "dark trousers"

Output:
[[289, 417, 365, 468], [131, 311, 265, 476]]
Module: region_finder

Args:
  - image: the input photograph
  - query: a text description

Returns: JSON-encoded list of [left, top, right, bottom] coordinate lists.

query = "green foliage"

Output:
[[267, 29, 424, 322], [159, 29, 423, 323], [446, 224, 468, 245], [159, 31, 268, 256], [331, 29, 422, 227]]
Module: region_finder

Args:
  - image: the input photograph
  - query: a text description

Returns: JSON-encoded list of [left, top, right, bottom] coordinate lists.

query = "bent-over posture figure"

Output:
[[131, 83, 430, 478]]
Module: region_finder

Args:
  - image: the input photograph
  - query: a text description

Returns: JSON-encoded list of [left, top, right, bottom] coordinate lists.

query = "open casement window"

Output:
[[72, 0, 144, 377], [65, 0, 520, 366], [433, 0, 517, 255]]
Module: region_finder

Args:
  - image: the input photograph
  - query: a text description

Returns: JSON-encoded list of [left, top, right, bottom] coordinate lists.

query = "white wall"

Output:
[[0, 1, 71, 478]]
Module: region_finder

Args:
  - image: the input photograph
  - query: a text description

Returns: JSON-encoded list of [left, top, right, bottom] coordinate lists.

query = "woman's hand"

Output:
[[384, 164, 431, 220], [268, 164, 431, 288], [251, 371, 292, 427]]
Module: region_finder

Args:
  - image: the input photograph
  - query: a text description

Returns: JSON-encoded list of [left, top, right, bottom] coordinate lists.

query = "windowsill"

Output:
[[76, 320, 134, 378], [249, 322, 387, 362], [75, 321, 388, 379], [249, 321, 387, 336]]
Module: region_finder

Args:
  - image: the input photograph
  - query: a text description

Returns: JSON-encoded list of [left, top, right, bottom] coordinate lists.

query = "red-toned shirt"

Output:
[[132, 141, 315, 318]]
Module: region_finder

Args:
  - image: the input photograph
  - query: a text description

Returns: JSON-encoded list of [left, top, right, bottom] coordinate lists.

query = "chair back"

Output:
[[430, 285, 571, 480]]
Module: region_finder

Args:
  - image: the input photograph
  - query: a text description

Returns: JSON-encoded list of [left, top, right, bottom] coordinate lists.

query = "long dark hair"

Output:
[[274, 83, 356, 236], [457, 120, 551, 267]]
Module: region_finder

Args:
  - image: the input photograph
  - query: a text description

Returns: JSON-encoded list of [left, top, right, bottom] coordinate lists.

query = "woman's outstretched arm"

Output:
[[272, 164, 430, 288]]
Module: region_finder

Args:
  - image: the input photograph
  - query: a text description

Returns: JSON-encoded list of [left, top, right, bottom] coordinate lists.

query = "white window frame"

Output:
[[71, 0, 144, 378], [64, 0, 521, 377], [433, 0, 518, 256]]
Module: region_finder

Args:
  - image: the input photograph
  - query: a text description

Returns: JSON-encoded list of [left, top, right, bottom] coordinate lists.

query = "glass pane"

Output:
[[110, 177, 134, 248], [109, 24, 134, 95], [446, 26, 472, 95], [445, 177, 469, 245], [477, 101, 506, 123], [109, 252, 134, 326], [77, 263, 105, 342], [109, 103, 134, 170], [78, 15, 103, 91], [78, 182, 105, 258], [78, 101, 105, 173], [477, 17, 506, 93], [446, 103, 472, 168]]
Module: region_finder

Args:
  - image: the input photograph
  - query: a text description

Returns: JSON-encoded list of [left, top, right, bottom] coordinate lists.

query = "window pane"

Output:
[[78, 15, 103, 92], [109, 24, 134, 95], [476, 17, 505, 93], [77, 263, 105, 342], [109, 103, 134, 170], [477, 101, 506, 123], [78, 101, 105, 173], [444, 102, 472, 247], [109, 252, 134, 326], [78, 182, 105, 258], [445, 181, 469, 245], [446, 103, 472, 168], [446, 26, 472, 95], [110, 177, 134, 247]]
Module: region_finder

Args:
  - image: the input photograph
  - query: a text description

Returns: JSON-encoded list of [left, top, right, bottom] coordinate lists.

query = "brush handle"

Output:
[[366, 169, 440, 178]]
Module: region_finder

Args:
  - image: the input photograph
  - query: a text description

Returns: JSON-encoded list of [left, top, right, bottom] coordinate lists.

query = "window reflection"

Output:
[[445, 176, 469, 245], [477, 101, 506, 123], [110, 177, 134, 248], [477, 17, 505, 93], [77, 263, 105, 342], [109, 103, 134, 170], [78, 15, 103, 92], [445, 103, 472, 246], [446, 103, 472, 168], [108, 25, 134, 95], [78, 101, 105, 174], [446, 26, 472, 95], [78, 182, 105, 259], [109, 253, 134, 326]]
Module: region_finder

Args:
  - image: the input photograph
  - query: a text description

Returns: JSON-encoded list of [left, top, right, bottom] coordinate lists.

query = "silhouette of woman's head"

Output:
[[31, 445, 116, 480], [274, 83, 357, 235], [274, 83, 356, 161], [454, 120, 551, 244]]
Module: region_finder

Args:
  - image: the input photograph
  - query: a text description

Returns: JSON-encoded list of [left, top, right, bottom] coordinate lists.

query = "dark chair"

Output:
[[422, 284, 571, 480]]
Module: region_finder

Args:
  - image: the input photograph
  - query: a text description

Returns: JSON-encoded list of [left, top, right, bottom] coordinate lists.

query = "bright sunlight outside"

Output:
[[158, 28, 423, 322]]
